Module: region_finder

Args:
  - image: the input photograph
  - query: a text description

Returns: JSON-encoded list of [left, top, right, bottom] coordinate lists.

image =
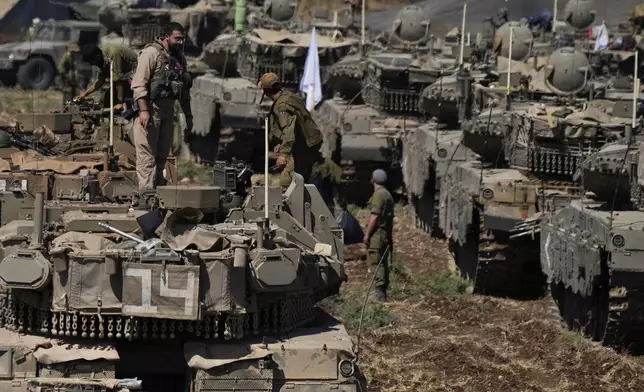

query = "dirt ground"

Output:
[[325, 205, 644, 392]]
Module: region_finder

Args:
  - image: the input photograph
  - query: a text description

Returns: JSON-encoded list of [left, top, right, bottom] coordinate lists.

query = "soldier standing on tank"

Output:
[[258, 72, 326, 188], [75, 43, 138, 112], [58, 44, 81, 105], [363, 169, 394, 302], [131, 22, 193, 190]]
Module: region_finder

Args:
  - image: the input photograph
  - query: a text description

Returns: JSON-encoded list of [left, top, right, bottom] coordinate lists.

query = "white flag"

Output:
[[299, 27, 322, 111], [594, 23, 609, 51]]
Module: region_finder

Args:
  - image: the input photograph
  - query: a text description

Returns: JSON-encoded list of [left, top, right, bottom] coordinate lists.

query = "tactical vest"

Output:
[[143, 40, 191, 101], [270, 91, 323, 148]]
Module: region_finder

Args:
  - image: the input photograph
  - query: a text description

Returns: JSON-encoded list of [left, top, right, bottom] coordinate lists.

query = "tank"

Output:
[[98, 0, 231, 56], [0, 173, 366, 391], [541, 135, 644, 350], [191, 28, 359, 167], [319, 5, 471, 205], [437, 47, 626, 297]]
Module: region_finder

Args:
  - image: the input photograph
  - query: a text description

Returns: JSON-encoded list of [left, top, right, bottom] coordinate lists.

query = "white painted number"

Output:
[[122, 268, 158, 314], [161, 269, 196, 316], [123, 267, 196, 316]]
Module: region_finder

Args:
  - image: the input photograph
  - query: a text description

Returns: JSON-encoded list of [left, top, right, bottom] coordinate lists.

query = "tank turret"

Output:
[[543, 47, 590, 95], [563, 0, 596, 30], [262, 0, 298, 22], [391, 5, 430, 45], [493, 21, 534, 61]]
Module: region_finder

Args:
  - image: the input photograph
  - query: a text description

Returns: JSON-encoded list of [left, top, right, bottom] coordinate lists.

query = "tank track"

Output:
[[411, 160, 442, 236], [455, 208, 545, 298], [0, 289, 316, 341], [550, 258, 644, 351]]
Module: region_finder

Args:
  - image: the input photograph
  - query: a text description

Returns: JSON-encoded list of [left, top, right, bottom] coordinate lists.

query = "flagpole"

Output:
[[553, 0, 558, 33], [459, 2, 467, 66]]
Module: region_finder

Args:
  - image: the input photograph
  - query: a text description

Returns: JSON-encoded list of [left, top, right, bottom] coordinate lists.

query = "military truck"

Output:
[[0, 19, 100, 90], [0, 172, 366, 392]]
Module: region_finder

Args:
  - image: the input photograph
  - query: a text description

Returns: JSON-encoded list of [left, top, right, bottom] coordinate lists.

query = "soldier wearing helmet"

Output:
[[363, 169, 394, 302], [258, 72, 325, 189], [58, 44, 82, 104]]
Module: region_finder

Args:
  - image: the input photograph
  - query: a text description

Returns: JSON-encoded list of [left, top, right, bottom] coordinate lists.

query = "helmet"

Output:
[[392, 5, 430, 44], [564, 0, 596, 30], [258, 72, 280, 89], [372, 169, 387, 185], [493, 22, 533, 61], [544, 47, 590, 95], [0, 131, 11, 148]]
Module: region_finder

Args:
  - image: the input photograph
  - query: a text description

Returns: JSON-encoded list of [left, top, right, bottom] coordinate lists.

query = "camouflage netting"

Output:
[[402, 126, 435, 197]]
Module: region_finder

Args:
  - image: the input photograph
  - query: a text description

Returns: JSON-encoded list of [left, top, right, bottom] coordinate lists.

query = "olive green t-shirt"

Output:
[[368, 186, 394, 234], [98, 44, 138, 81]]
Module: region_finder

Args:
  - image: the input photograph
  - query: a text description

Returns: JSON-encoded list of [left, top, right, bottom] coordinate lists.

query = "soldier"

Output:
[[58, 44, 81, 104], [76, 43, 138, 111], [131, 22, 193, 190], [363, 169, 394, 302], [258, 72, 325, 188]]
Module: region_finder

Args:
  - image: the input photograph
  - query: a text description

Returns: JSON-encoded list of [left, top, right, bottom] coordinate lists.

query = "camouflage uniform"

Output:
[[95, 44, 138, 107], [131, 39, 192, 190], [366, 186, 394, 296], [259, 73, 322, 185], [58, 44, 81, 104]]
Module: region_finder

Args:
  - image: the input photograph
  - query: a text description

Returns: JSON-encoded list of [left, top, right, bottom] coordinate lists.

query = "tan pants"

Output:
[[133, 101, 175, 190]]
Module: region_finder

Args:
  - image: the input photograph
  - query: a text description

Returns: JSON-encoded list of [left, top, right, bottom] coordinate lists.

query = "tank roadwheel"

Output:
[[17, 57, 55, 90]]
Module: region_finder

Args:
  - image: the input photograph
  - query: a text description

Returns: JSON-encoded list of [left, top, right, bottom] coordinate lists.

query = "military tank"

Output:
[[541, 127, 644, 349], [436, 42, 635, 297], [0, 172, 365, 391], [315, 5, 471, 205], [190, 6, 360, 167]]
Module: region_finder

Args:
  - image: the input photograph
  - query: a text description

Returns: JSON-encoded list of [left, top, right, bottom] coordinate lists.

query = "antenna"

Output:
[[459, 2, 467, 66], [506, 26, 514, 97], [553, 0, 558, 33], [264, 116, 270, 221], [109, 60, 114, 148], [633, 50, 639, 129], [361, 0, 366, 47]]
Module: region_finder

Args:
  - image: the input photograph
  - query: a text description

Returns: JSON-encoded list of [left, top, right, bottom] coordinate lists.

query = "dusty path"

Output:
[[326, 205, 644, 392]]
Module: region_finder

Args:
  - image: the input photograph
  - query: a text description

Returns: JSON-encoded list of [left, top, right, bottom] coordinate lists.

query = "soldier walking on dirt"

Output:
[[76, 43, 138, 112], [258, 72, 341, 205], [131, 22, 193, 190], [363, 169, 394, 302]]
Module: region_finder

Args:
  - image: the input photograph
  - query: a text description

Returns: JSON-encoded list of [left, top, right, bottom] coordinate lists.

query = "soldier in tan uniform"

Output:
[[258, 72, 330, 188], [76, 44, 138, 111], [57, 44, 81, 104], [131, 22, 193, 190]]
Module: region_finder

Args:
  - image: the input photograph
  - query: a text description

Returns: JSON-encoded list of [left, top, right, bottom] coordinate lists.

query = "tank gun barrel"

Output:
[[97, 222, 144, 244]]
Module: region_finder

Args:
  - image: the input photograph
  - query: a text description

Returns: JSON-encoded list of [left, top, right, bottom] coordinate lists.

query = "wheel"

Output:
[[17, 57, 55, 90]]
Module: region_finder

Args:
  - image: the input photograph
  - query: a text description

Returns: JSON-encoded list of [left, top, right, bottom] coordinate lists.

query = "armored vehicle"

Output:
[[0, 19, 100, 90], [0, 172, 365, 391], [541, 128, 644, 349], [316, 5, 471, 205], [191, 28, 359, 166], [437, 43, 634, 297]]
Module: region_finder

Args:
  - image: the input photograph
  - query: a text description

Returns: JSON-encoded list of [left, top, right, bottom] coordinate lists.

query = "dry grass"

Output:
[[325, 204, 644, 392], [0, 88, 64, 125]]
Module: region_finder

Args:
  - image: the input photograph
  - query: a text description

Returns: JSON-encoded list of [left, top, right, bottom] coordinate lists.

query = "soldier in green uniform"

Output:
[[57, 44, 81, 105], [363, 169, 394, 302], [258, 72, 326, 187], [76, 44, 138, 111]]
